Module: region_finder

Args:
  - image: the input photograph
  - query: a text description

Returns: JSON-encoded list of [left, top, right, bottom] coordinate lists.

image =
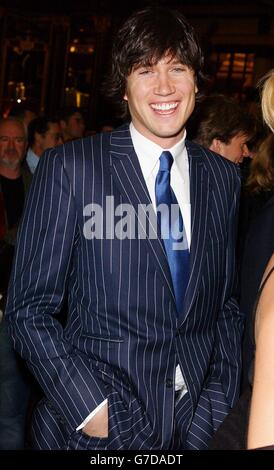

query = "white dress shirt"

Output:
[[77, 123, 190, 430], [130, 123, 191, 249], [130, 123, 190, 395], [26, 147, 40, 174]]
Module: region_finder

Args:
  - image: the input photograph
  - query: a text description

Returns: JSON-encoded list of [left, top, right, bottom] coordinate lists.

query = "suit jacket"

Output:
[[6, 124, 243, 450]]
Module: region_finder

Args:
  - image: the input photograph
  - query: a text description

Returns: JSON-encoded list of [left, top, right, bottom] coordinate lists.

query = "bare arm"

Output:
[[247, 253, 274, 449]]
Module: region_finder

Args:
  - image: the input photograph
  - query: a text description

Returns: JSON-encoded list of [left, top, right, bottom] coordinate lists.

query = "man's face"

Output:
[[40, 122, 63, 152], [216, 133, 250, 164], [0, 120, 26, 169], [62, 112, 85, 141], [124, 55, 198, 148]]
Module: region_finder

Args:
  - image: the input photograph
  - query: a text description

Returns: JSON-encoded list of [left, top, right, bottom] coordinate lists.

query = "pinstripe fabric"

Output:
[[5, 124, 243, 450]]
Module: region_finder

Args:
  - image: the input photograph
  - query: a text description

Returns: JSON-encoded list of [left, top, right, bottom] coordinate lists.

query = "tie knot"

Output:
[[159, 151, 173, 172]]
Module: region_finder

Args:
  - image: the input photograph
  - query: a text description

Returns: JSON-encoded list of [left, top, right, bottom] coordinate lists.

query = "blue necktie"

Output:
[[155, 151, 190, 315]]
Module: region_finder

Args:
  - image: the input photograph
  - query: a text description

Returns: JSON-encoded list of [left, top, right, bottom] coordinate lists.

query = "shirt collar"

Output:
[[129, 122, 187, 180], [26, 147, 40, 174]]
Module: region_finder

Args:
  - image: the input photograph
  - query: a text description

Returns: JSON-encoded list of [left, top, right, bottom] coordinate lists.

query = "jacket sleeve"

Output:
[[209, 170, 244, 407], [5, 149, 107, 432], [186, 169, 244, 449]]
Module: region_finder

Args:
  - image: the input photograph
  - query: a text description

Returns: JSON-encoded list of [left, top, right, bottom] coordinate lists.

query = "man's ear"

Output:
[[210, 138, 222, 153]]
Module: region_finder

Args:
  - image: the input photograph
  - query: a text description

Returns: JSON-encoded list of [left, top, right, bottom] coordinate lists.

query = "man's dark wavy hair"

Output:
[[103, 6, 205, 120]]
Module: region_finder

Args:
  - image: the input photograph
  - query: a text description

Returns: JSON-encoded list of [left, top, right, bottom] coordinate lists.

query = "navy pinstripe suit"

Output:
[[6, 124, 243, 450]]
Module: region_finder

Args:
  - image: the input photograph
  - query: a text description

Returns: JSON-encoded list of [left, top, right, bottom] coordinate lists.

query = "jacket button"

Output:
[[165, 378, 173, 388]]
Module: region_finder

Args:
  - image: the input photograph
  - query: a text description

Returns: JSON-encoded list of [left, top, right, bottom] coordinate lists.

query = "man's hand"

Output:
[[82, 402, 108, 438]]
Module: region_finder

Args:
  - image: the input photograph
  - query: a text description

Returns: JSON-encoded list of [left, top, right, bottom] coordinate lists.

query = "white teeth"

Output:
[[151, 103, 178, 111]]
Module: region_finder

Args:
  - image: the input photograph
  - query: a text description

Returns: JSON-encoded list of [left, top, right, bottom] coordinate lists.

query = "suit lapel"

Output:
[[108, 129, 212, 319], [181, 141, 211, 322], [109, 125, 176, 303]]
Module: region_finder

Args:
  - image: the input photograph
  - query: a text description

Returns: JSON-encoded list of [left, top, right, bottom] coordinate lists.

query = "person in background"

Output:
[[186, 93, 258, 270], [0, 118, 29, 285], [187, 93, 255, 165], [247, 69, 274, 449], [26, 116, 63, 174], [238, 88, 274, 391], [0, 118, 30, 449], [239, 111, 268, 186], [57, 106, 85, 142], [260, 70, 274, 134], [5, 6, 242, 450], [209, 70, 274, 450]]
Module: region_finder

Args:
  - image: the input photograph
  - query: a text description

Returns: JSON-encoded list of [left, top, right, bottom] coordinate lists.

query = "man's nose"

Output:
[[7, 138, 15, 149], [154, 73, 175, 95]]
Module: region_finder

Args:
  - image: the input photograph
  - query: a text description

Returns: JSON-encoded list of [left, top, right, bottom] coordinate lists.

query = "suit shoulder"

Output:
[[50, 133, 110, 168], [187, 140, 241, 185], [187, 139, 238, 169]]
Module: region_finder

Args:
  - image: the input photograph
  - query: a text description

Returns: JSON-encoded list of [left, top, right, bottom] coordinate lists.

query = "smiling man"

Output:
[[124, 56, 198, 146], [6, 7, 243, 450]]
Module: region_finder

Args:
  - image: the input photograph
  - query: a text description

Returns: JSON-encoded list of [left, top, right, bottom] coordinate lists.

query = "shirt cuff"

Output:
[[76, 398, 108, 431]]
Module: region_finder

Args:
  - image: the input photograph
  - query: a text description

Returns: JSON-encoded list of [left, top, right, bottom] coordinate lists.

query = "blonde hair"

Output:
[[260, 70, 274, 132]]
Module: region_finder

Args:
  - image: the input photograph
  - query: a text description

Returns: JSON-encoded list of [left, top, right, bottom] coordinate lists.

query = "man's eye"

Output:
[[139, 69, 152, 75], [172, 67, 186, 72]]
